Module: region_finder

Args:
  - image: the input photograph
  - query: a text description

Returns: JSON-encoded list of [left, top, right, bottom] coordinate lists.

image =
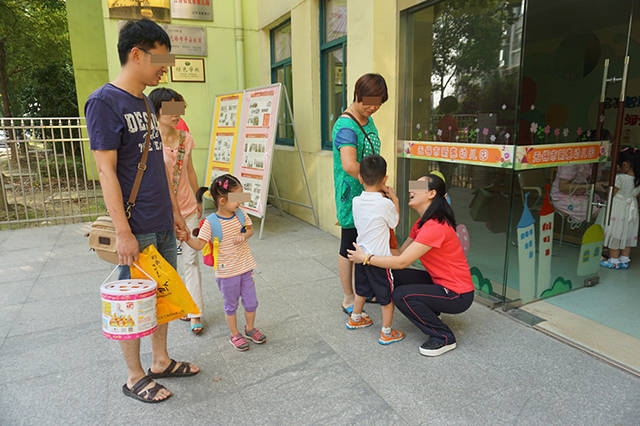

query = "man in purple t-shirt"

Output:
[[85, 19, 199, 403]]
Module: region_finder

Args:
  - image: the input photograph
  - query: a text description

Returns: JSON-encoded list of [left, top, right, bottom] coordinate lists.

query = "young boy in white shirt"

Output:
[[346, 155, 404, 345]]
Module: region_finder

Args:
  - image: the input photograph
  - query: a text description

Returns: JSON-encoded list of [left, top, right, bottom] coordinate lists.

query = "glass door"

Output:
[[397, 0, 525, 302], [506, 0, 636, 305]]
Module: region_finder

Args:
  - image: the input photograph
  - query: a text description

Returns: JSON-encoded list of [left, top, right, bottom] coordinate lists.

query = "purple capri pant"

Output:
[[216, 270, 258, 316]]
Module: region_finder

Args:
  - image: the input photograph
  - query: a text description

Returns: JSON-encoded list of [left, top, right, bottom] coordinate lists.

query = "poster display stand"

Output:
[[204, 91, 244, 186], [204, 83, 318, 238]]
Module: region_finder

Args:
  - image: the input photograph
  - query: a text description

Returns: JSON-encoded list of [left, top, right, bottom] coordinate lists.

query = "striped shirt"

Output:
[[198, 208, 256, 278]]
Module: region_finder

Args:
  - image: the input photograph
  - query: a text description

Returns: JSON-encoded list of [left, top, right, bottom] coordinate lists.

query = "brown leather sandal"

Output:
[[147, 359, 199, 379], [122, 376, 171, 403]]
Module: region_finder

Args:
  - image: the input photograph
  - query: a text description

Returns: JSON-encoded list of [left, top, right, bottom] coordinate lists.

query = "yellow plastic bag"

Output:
[[131, 244, 200, 324]]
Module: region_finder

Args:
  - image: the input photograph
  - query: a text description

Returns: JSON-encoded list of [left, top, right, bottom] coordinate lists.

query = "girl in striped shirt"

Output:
[[185, 174, 266, 351]]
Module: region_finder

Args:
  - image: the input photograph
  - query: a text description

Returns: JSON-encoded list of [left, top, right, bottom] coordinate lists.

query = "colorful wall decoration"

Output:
[[470, 266, 493, 296], [517, 193, 536, 303], [577, 223, 605, 276], [456, 224, 470, 257], [536, 186, 554, 298], [540, 277, 572, 299]]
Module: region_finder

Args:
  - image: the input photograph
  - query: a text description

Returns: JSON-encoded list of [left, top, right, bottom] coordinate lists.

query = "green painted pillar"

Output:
[[66, 0, 109, 113], [66, 0, 108, 180]]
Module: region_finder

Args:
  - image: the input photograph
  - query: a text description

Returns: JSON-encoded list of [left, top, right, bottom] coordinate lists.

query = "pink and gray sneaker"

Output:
[[244, 327, 266, 344], [230, 334, 250, 351]]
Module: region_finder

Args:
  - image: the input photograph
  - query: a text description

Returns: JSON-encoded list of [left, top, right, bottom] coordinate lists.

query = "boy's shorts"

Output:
[[354, 263, 394, 306]]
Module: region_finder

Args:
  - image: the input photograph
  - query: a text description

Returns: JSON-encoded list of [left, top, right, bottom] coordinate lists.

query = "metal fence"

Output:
[[0, 117, 104, 228]]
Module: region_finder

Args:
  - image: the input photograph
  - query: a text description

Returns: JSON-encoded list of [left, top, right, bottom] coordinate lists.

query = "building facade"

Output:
[[67, 0, 640, 315]]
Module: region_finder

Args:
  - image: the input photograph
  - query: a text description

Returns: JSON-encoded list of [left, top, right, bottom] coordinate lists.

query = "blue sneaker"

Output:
[[600, 259, 620, 269], [619, 262, 630, 270]]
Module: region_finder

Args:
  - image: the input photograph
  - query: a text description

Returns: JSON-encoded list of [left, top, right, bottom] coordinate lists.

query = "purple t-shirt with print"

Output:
[[85, 83, 173, 234]]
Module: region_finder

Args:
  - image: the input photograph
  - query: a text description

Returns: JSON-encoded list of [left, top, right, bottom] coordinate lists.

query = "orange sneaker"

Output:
[[378, 329, 405, 345], [345, 316, 373, 329]]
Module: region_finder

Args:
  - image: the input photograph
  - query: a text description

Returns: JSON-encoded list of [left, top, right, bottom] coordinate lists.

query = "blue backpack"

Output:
[[200, 209, 246, 269]]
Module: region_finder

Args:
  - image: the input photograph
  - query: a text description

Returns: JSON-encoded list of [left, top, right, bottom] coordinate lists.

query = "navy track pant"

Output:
[[392, 268, 474, 346]]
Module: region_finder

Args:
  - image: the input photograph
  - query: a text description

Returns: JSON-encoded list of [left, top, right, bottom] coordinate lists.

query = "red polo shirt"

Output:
[[409, 219, 474, 294]]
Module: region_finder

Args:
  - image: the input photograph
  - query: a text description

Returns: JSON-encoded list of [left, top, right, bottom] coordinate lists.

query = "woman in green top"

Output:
[[332, 73, 388, 313]]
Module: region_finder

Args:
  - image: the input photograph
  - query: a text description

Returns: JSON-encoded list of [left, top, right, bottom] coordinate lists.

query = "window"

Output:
[[320, 0, 347, 150], [398, 1, 524, 145], [271, 20, 293, 146]]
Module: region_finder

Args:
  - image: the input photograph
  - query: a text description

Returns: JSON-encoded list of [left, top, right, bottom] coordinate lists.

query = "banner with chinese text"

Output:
[[515, 141, 610, 170], [401, 141, 514, 168]]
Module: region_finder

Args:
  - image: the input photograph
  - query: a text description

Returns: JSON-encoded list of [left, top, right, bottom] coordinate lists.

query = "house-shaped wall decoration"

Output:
[[517, 192, 536, 302], [537, 185, 554, 297], [577, 223, 604, 276]]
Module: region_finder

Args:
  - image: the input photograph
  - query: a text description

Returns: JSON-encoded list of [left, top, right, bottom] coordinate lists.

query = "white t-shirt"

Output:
[[352, 191, 399, 256]]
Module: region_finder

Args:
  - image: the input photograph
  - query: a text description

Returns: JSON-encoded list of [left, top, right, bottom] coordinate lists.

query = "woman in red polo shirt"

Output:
[[347, 173, 474, 357]]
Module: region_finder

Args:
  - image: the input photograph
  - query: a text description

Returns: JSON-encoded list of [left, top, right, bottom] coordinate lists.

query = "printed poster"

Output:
[[240, 172, 264, 211], [245, 93, 274, 128], [218, 96, 240, 128], [213, 133, 233, 163], [234, 85, 282, 216], [242, 134, 268, 171], [205, 84, 282, 217], [204, 92, 243, 189]]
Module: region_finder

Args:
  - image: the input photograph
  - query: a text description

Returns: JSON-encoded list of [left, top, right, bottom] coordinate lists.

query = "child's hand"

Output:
[[382, 185, 398, 201], [176, 227, 188, 242], [233, 235, 246, 244]]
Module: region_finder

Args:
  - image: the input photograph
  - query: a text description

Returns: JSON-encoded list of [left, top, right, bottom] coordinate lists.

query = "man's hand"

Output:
[[174, 215, 189, 241], [117, 231, 139, 266], [176, 228, 188, 241]]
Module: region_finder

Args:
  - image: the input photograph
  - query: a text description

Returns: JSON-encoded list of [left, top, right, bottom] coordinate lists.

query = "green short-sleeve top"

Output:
[[332, 115, 381, 229]]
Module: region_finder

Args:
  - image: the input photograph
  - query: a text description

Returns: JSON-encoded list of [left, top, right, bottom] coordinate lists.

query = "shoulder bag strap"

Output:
[[171, 131, 187, 196], [342, 111, 376, 155], [125, 96, 153, 219]]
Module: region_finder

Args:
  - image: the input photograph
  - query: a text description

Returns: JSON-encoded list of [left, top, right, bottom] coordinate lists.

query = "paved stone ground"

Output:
[[1, 209, 639, 425]]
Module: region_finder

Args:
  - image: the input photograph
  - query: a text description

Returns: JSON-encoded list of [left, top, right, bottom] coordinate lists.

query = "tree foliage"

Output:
[[431, 0, 517, 103], [0, 0, 77, 117]]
